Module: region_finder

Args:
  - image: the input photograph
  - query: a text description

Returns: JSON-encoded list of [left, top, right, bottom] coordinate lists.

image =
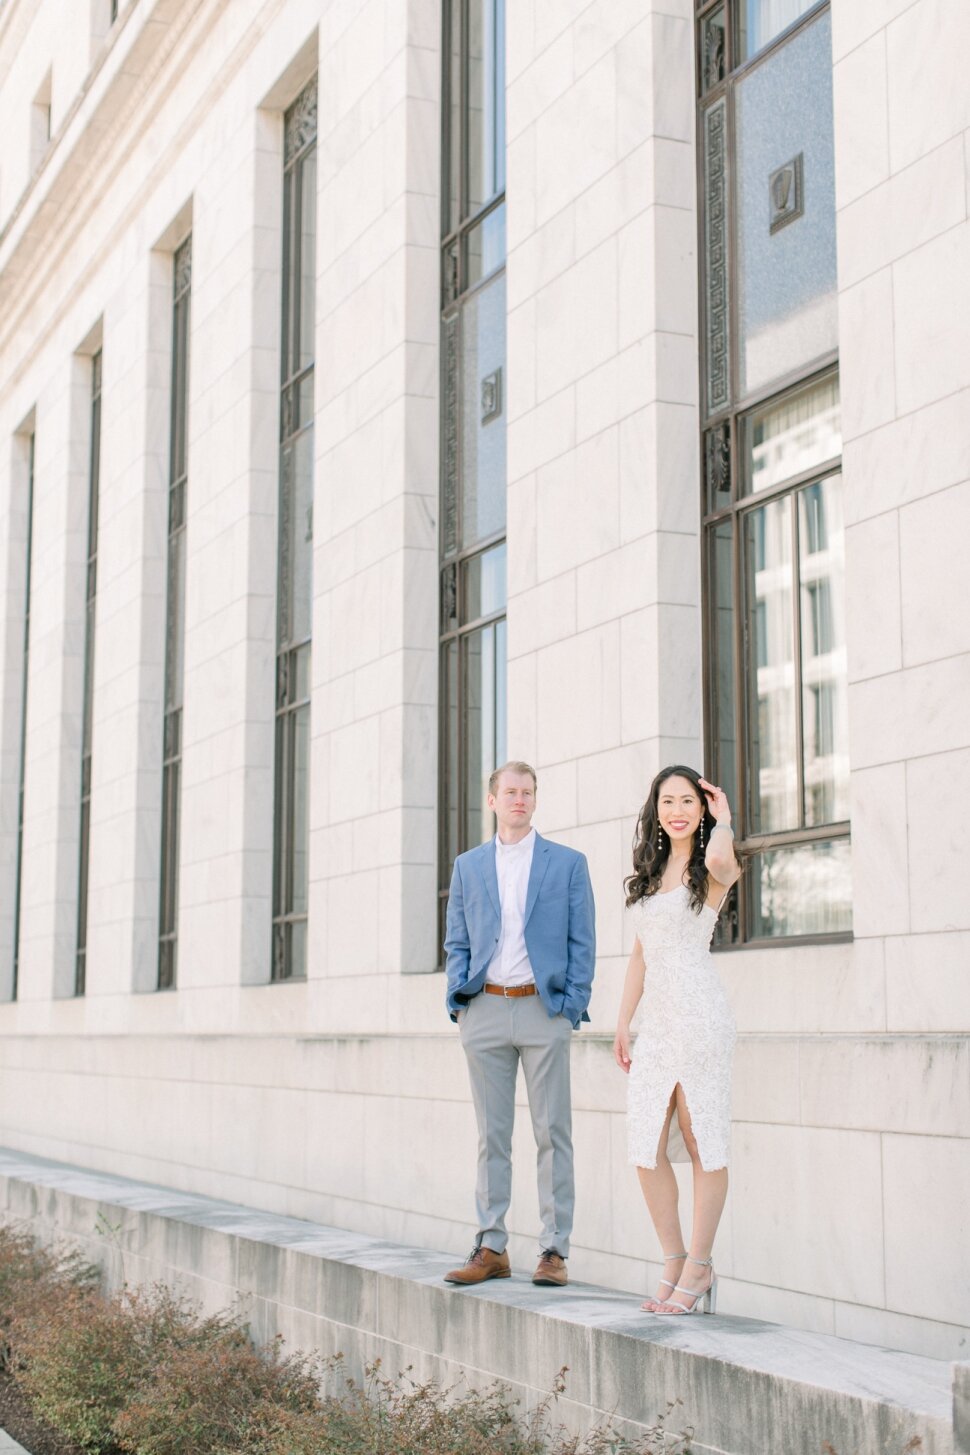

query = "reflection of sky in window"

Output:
[[736, 10, 837, 395]]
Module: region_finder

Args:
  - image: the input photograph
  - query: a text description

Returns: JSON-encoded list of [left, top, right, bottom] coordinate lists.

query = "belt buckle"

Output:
[[503, 985, 512, 997]]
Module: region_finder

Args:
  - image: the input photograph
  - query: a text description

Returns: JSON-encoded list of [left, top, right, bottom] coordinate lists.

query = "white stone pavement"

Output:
[[0, 1431, 30, 1453]]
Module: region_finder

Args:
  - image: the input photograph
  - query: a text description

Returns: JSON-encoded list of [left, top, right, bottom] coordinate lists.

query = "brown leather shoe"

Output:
[[533, 1250, 568, 1286], [444, 1246, 511, 1285]]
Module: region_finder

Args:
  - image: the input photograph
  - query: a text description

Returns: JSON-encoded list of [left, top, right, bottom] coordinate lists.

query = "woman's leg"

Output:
[[655, 1084, 727, 1311], [635, 1089, 686, 1308]]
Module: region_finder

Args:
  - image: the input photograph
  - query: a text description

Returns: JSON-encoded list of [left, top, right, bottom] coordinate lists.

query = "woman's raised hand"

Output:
[[613, 1026, 632, 1073], [698, 777, 732, 824]]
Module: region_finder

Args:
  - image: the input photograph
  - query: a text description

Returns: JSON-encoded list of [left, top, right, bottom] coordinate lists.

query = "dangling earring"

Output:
[[657, 823, 663, 852], [699, 816, 705, 849]]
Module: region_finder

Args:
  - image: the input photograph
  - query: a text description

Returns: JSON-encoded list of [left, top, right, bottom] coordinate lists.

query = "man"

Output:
[[443, 760, 596, 1288]]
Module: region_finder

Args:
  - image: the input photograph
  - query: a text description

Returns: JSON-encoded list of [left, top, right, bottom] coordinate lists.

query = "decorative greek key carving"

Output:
[[442, 314, 459, 556], [704, 99, 730, 416]]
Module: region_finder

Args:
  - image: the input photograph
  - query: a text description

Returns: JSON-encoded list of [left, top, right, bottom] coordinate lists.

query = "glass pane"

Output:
[[748, 836, 852, 937], [739, 0, 818, 61], [702, 98, 730, 416], [466, 0, 505, 215], [442, 640, 460, 884], [273, 714, 287, 918], [171, 290, 190, 484], [463, 623, 499, 849], [88, 393, 101, 559], [494, 617, 507, 766], [299, 150, 316, 372], [743, 497, 797, 832], [462, 542, 507, 623], [76, 795, 90, 971], [709, 522, 738, 818], [290, 702, 310, 916], [466, 202, 506, 287], [445, 0, 461, 234], [292, 641, 311, 704], [280, 428, 314, 648], [159, 756, 180, 941], [83, 598, 96, 747], [798, 474, 848, 825], [164, 527, 185, 713], [735, 11, 837, 397], [460, 271, 506, 548], [745, 373, 840, 495], [289, 919, 307, 980]]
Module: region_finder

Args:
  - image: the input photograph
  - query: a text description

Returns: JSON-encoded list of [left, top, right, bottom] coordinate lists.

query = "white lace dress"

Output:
[[627, 884, 736, 1172]]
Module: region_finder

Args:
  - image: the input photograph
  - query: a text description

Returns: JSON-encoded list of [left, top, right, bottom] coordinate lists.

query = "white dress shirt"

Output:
[[485, 828, 537, 988]]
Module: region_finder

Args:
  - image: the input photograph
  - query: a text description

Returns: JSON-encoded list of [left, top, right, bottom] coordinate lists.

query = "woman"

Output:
[[613, 765, 741, 1316]]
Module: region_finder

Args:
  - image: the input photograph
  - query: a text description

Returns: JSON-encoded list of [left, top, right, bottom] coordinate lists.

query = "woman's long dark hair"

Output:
[[625, 764, 722, 914]]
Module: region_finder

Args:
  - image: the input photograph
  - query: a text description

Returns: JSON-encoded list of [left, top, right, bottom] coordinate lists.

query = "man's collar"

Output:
[[494, 827, 537, 853]]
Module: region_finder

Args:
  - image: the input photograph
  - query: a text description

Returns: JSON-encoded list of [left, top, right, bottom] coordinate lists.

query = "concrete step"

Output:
[[0, 1145, 964, 1455]]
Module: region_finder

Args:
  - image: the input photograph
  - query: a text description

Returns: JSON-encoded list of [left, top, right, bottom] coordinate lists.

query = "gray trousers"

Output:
[[458, 989, 575, 1257]]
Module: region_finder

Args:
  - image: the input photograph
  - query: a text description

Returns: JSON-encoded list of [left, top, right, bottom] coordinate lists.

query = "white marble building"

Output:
[[0, 0, 967, 1365]]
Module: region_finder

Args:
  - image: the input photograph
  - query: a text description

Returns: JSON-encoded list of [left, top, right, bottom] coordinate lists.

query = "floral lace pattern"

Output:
[[627, 885, 736, 1172]]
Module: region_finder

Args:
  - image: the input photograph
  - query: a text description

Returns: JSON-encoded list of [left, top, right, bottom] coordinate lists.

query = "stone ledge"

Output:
[[0, 1146, 962, 1455]]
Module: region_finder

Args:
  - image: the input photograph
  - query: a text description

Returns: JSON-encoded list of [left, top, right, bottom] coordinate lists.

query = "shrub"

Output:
[[113, 1331, 322, 1455], [8, 1278, 249, 1453], [255, 1362, 693, 1455], [0, 1224, 693, 1455]]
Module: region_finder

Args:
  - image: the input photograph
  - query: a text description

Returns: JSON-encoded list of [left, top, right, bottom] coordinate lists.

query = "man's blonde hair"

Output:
[[488, 761, 537, 796]]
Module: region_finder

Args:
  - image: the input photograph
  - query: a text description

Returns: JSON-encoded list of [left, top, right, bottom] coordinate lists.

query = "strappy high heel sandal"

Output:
[[653, 1254, 717, 1315], [640, 1251, 687, 1312]]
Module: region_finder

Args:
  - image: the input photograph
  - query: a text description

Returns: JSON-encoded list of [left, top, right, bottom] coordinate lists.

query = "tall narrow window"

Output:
[[438, 0, 507, 952], [158, 236, 191, 991], [11, 432, 35, 1001], [272, 77, 316, 982], [76, 350, 102, 995], [697, 1, 849, 945]]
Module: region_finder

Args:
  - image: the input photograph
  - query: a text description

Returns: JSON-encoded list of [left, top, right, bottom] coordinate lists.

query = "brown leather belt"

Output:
[[484, 983, 536, 997]]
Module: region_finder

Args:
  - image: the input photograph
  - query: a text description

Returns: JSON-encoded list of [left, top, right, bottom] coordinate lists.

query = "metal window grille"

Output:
[[272, 76, 317, 982]]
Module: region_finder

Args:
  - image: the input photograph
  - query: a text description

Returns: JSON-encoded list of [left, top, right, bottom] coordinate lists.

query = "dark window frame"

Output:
[[76, 350, 102, 995], [695, 0, 850, 948], [157, 234, 191, 992], [11, 431, 35, 1002], [438, 0, 508, 957], [272, 75, 317, 984]]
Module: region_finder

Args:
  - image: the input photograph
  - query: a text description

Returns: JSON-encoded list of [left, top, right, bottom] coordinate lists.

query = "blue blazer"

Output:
[[444, 832, 596, 1027]]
